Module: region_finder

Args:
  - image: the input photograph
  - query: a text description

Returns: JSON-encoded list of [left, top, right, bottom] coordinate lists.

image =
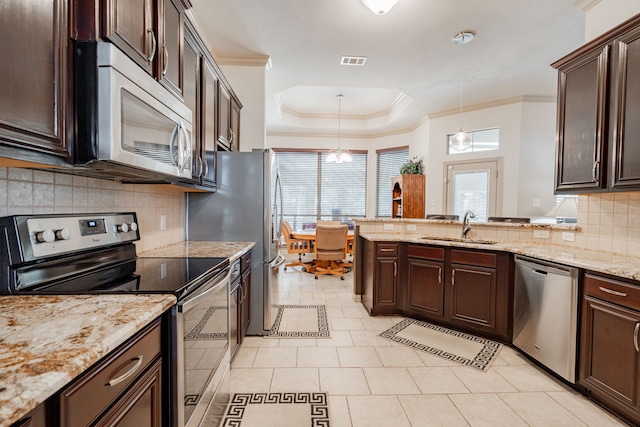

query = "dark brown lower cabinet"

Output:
[[405, 245, 445, 320], [361, 241, 512, 342], [60, 318, 164, 427], [580, 273, 640, 425]]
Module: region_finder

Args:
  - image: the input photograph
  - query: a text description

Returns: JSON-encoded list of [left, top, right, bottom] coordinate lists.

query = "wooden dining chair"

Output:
[[313, 223, 348, 279], [282, 221, 312, 270]]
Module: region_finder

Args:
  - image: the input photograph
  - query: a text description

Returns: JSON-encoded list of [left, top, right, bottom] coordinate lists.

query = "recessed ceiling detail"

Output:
[[340, 56, 367, 66]]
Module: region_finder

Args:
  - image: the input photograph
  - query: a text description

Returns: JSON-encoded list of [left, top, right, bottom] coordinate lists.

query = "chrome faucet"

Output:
[[461, 210, 475, 239]]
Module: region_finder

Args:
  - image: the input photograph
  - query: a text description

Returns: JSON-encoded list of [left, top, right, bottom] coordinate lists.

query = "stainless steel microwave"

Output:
[[73, 42, 192, 181]]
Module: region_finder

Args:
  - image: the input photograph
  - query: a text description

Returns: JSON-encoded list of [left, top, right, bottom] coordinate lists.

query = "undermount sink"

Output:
[[420, 236, 497, 245]]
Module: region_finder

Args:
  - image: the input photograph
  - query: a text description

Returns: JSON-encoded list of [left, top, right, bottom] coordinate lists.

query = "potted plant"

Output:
[[399, 157, 424, 174]]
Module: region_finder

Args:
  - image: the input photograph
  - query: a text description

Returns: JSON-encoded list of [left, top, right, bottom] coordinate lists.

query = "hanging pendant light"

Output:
[[327, 94, 352, 163], [451, 31, 475, 152], [361, 0, 399, 15]]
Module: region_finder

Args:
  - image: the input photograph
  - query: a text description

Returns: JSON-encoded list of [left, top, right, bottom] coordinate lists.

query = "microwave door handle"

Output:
[[181, 122, 191, 175], [170, 123, 179, 167]]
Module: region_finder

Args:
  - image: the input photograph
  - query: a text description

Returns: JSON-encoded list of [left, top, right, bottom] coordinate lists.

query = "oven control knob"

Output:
[[55, 228, 71, 241], [129, 222, 138, 232], [116, 223, 129, 233], [35, 229, 55, 243]]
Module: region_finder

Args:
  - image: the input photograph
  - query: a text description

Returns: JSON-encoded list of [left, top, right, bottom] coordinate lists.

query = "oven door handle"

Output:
[[179, 267, 231, 312]]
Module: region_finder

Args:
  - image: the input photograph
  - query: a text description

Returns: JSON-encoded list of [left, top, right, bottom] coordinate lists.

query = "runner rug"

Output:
[[268, 304, 330, 338], [379, 318, 501, 371], [222, 392, 330, 426]]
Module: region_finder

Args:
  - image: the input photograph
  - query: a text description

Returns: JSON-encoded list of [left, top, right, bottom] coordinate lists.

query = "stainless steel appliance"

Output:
[[187, 148, 285, 335], [73, 41, 193, 181], [513, 255, 579, 383], [0, 212, 230, 426]]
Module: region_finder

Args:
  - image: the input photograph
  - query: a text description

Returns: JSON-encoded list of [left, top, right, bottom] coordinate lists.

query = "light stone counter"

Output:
[[0, 294, 176, 427], [360, 232, 640, 281], [138, 240, 255, 262]]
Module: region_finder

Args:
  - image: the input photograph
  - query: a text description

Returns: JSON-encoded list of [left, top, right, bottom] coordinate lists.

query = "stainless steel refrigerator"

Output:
[[186, 148, 284, 335]]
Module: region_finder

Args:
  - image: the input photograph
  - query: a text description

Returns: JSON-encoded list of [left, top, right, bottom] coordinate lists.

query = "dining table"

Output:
[[289, 229, 355, 274]]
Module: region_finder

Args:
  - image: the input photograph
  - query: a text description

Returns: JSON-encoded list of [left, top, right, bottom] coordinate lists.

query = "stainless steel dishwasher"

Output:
[[513, 255, 579, 383]]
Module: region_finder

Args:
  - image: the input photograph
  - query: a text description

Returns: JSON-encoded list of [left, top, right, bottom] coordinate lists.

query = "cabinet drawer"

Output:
[[241, 250, 252, 272], [584, 273, 640, 310], [376, 244, 398, 257], [451, 249, 496, 268], [407, 244, 445, 261], [60, 318, 162, 427]]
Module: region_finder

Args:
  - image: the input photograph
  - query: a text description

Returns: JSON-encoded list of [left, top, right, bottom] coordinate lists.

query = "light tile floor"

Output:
[[230, 263, 629, 427]]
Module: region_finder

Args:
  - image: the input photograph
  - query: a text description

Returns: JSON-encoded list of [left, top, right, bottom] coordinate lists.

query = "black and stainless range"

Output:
[[0, 212, 231, 427]]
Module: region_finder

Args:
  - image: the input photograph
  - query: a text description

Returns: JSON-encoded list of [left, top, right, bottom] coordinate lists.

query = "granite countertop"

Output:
[[360, 232, 640, 281], [137, 240, 255, 262], [0, 294, 176, 427]]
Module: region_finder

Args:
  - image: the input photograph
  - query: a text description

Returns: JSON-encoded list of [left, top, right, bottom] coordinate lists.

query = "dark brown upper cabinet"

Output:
[[101, 0, 187, 98], [0, 0, 71, 164], [553, 13, 640, 194]]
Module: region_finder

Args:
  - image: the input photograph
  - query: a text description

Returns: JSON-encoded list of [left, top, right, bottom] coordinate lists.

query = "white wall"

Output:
[[585, 0, 640, 41], [219, 64, 267, 152]]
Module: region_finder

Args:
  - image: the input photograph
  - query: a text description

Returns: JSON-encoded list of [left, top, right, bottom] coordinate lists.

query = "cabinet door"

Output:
[[448, 264, 497, 332], [201, 59, 218, 187], [406, 257, 445, 319], [230, 282, 240, 360], [376, 257, 399, 308], [240, 269, 251, 341], [217, 83, 231, 149], [182, 25, 202, 183], [611, 27, 640, 190], [230, 97, 241, 151], [94, 359, 163, 427], [0, 0, 70, 159], [580, 295, 640, 423], [158, 0, 183, 97], [102, 0, 155, 74], [555, 45, 609, 193]]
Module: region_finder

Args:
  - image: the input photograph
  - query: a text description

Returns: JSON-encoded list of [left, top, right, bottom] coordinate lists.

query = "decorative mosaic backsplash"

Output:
[[0, 167, 185, 253]]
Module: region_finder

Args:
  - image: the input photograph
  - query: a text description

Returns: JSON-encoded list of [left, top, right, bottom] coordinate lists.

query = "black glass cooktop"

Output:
[[12, 256, 228, 299]]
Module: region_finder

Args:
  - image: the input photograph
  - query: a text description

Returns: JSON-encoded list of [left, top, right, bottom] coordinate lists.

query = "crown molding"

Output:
[[427, 95, 556, 119], [572, 0, 601, 12]]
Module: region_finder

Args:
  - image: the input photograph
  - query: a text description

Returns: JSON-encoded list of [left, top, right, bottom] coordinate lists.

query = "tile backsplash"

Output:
[[0, 167, 185, 253]]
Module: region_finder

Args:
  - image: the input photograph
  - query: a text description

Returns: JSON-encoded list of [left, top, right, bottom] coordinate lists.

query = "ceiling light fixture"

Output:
[[361, 0, 399, 15], [451, 31, 475, 152], [327, 94, 352, 163]]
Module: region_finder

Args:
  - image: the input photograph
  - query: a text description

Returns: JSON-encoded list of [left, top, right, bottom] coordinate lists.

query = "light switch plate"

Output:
[[383, 223, 394, 230], [533, 230, 550, 239], [562, 232, 575, 242], [407, 224, 417, 231], [160, 215, 166, 230]]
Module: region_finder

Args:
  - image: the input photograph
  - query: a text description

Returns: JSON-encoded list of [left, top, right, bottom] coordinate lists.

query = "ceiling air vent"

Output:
[[340, 56, 367, 66]]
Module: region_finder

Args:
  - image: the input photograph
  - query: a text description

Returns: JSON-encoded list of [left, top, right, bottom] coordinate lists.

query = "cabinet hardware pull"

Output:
[[163, 46, 169, 75], [202, 157, 208, 178], [598, 286, 627, 297], [147, 29, 157, 62], [107, 356, 144, 387], [634, 323, 640, 352], [592, 160, 600, 182], [393, 261, 397, 277], [438, 267, 442, 284], [452, 269, 455, 286], [380, 248, 394, 252]]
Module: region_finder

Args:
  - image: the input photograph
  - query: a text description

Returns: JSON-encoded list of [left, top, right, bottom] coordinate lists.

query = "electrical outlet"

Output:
[[562, 232, 575, 242], [428, 199, 437, 207], [532, 198, 541, 207], [160, 215, 166, 231], [407, 224, 417, 231], [383, 223, 394, 231], [533, 230, 550, 239]]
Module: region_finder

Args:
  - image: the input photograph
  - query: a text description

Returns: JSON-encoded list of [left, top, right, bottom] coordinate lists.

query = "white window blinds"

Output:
[[275, 151, 367, 231], [376, 148, 409, 217]]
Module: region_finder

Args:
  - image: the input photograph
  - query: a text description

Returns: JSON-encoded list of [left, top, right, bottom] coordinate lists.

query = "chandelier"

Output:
[[327, 94, 352, 163], [451, 31, 475, 152], [361, 0, 399, 15]]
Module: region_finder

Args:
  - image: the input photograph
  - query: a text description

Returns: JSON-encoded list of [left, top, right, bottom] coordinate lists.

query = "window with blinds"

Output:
[[376, 148, 409, 217], [275, 151, 367, 231]]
